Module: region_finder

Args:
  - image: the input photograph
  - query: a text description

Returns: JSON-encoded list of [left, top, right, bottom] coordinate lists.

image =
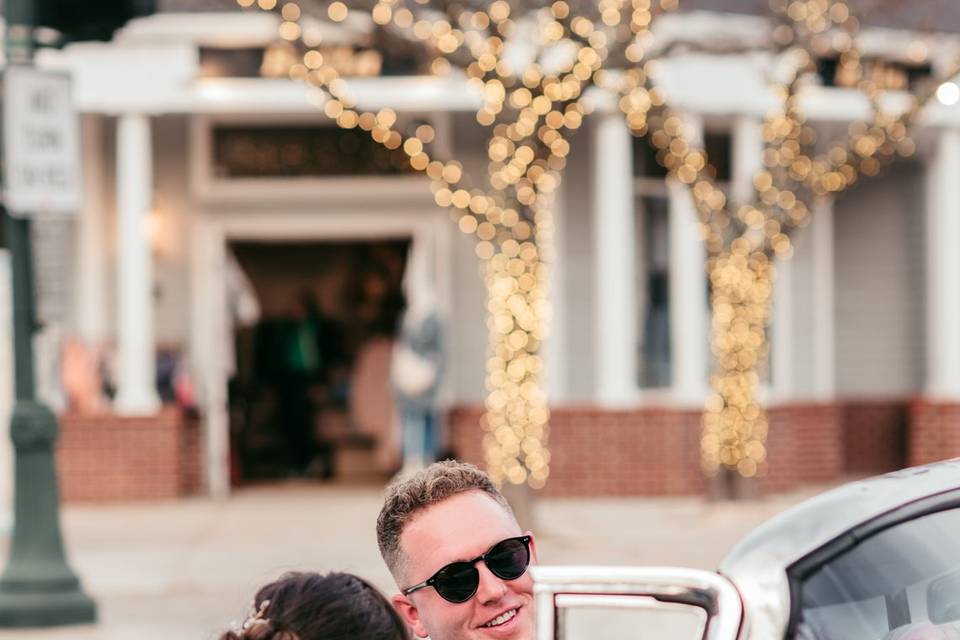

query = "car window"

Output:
[[556, 594, 707, 639], [793, 507, 960, 640]]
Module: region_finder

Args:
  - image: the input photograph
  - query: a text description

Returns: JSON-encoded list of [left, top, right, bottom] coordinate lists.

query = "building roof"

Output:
[[158, 0, 960, 34], [159, 0, 238, 11], [678, 0, 960, 34]]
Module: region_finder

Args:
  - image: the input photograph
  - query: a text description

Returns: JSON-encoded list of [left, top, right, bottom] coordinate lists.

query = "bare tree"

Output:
[[239, 0, 680, 492], [239, 0, 955, 494], [616, 0, 956, 489]]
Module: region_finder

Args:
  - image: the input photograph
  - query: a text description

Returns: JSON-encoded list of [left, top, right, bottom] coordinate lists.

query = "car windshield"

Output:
[[794, 507, 960, 640]]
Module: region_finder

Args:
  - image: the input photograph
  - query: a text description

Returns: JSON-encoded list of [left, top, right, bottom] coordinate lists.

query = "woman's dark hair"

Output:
[[219, 571, 409, 640]]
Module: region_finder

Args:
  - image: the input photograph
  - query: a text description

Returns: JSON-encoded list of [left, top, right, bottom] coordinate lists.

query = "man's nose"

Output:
[[475, 563, 508, 604]]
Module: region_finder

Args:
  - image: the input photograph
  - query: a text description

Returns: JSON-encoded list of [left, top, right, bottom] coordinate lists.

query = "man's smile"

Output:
[[481, 607, 518, 628], [474, 603, 530, 637]]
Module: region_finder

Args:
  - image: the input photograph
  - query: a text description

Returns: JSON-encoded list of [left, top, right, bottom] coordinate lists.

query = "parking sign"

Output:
[[2, 65, 82, 217]]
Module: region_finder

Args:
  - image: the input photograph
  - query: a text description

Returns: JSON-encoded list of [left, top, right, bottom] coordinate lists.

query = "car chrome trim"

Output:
[[531, 565, 742, 640]]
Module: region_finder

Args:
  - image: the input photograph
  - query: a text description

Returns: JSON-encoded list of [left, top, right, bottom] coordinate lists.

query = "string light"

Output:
[[616, 0, 955, 479], [238, 0, 676, 488], [937, 82, 960, 106], [241, 0, 955, 486]]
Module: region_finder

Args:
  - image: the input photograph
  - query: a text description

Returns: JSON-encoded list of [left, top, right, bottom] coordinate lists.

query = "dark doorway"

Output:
[[228, 239, 410, 484]]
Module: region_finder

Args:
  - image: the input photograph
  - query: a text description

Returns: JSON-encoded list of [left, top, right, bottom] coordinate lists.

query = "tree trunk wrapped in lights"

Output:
[[702, 251, 773, 478], [240, 0, 678, 489], [616, 0, 958, 482], [481, 242, 551, 487]]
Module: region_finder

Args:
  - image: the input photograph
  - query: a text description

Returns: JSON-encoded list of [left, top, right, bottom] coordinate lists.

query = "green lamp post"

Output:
[[0, 0, 97, 627]]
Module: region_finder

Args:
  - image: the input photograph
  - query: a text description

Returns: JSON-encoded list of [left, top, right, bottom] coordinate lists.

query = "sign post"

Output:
[[0, 0, 96, 627], [3, 66, 82, 217]]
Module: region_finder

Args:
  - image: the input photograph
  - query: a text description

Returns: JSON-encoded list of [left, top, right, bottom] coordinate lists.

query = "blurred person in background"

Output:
[[61, 336, 105, 414], [391, 240, 445, 472], [218, 571, 409, 640], [276, 291, 332, 477]]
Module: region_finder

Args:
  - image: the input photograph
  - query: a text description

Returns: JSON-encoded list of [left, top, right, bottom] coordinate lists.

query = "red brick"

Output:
[[908, 400, 960, 467], [449, 404, 843, 497], [840, 400, 907, 473], [55, 408, 201, 502]]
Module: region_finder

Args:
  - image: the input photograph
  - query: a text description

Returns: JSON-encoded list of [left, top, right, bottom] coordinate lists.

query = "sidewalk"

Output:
[[0, 480, 827, 639]]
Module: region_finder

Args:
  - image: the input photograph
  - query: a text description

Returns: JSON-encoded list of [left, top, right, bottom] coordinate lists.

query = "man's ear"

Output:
[[526, 530, 539, 564], [392, 593, 429, 639]]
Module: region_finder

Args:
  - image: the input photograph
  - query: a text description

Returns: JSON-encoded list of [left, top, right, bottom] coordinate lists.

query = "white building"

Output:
[[2, 0, 960, 501]]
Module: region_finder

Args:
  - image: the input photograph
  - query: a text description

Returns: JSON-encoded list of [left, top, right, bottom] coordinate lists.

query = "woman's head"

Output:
[[220, 572, 409, 640]]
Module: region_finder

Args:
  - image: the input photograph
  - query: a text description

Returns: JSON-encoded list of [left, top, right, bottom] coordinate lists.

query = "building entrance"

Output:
[[227, 239, 410, 484]]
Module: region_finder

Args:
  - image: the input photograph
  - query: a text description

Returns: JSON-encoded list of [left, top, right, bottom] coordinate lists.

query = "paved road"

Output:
[[0, 480, 829, 639]]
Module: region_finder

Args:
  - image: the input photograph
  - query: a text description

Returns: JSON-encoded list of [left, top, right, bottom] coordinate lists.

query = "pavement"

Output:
[[0, 479, 833, 639]]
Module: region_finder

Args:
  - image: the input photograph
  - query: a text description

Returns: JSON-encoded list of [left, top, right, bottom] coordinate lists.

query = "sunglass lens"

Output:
[[486, 538, 530, 580], [434, 563, 479, 603]]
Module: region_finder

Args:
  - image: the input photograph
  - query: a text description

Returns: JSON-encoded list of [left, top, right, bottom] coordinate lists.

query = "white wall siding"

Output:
[[787, 222, 816, 398], [834, 162, 926, 397], [448, 229, 487, 404]]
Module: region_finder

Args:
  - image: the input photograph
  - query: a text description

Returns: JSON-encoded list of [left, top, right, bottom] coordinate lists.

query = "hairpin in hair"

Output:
[[242, 599, 272, 631]]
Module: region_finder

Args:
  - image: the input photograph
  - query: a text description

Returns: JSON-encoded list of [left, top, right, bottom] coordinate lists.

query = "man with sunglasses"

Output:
[[377, 460, 538, 639]]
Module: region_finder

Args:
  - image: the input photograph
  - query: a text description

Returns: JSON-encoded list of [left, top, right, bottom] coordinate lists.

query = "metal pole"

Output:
[[0, 0, 97, 627]]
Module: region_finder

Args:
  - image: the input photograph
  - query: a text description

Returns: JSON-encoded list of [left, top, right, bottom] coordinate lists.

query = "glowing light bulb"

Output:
[[937, 82, 960, 106]]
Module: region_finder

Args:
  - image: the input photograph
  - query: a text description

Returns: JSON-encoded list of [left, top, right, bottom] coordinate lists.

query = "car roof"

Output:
[[717, 458, 960, 638]]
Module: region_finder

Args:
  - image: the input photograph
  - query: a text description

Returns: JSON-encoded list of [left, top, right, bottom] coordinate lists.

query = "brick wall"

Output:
[[449, 402, 846, 497], [56, 408, 202, 502], [449, 405, 704, 496], [908, 400, 960, 467], [763, 403, 843, 492], [51, 399, 923, 502], [181, 414, 203, 495], [840, 400, 907, 473]]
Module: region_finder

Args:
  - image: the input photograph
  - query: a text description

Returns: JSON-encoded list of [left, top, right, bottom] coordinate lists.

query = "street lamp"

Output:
[[0, 0, 96, 627]]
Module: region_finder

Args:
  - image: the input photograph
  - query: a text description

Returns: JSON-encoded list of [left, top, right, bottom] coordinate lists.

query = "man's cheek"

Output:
[[432, 602, 466, 638]]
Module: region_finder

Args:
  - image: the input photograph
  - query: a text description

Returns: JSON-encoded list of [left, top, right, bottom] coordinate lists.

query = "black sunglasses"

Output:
[[402, 535, 532, 603]]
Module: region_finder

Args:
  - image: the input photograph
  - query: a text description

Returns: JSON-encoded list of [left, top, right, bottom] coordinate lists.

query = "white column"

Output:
[[544, 184, 567, 402], [114, 113, 160, 415], [925, 127, 960, 399], [811, 199, 835, 400], [75, 114, 108, 345], [593, 111, 637, 406], [0, 252, 13, 533], [668, 114, 709, 404]]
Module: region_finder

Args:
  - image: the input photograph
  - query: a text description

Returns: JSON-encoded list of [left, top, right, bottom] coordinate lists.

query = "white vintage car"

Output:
[[532, 458, 960, 640]]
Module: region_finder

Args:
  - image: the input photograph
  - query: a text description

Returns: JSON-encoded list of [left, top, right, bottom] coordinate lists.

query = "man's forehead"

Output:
[[400, 490, 520, 567]]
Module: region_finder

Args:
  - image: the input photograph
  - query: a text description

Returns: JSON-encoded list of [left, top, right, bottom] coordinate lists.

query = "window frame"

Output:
[[631, 136, 745, 401], [189, 113, 439, 207]]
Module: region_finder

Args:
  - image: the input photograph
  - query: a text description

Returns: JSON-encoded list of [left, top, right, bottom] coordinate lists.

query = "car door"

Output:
[[531, 565, 743, 640]]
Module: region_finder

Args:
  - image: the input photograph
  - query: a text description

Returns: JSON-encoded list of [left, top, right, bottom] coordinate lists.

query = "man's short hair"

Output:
[[376, 460, 514, 580]]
